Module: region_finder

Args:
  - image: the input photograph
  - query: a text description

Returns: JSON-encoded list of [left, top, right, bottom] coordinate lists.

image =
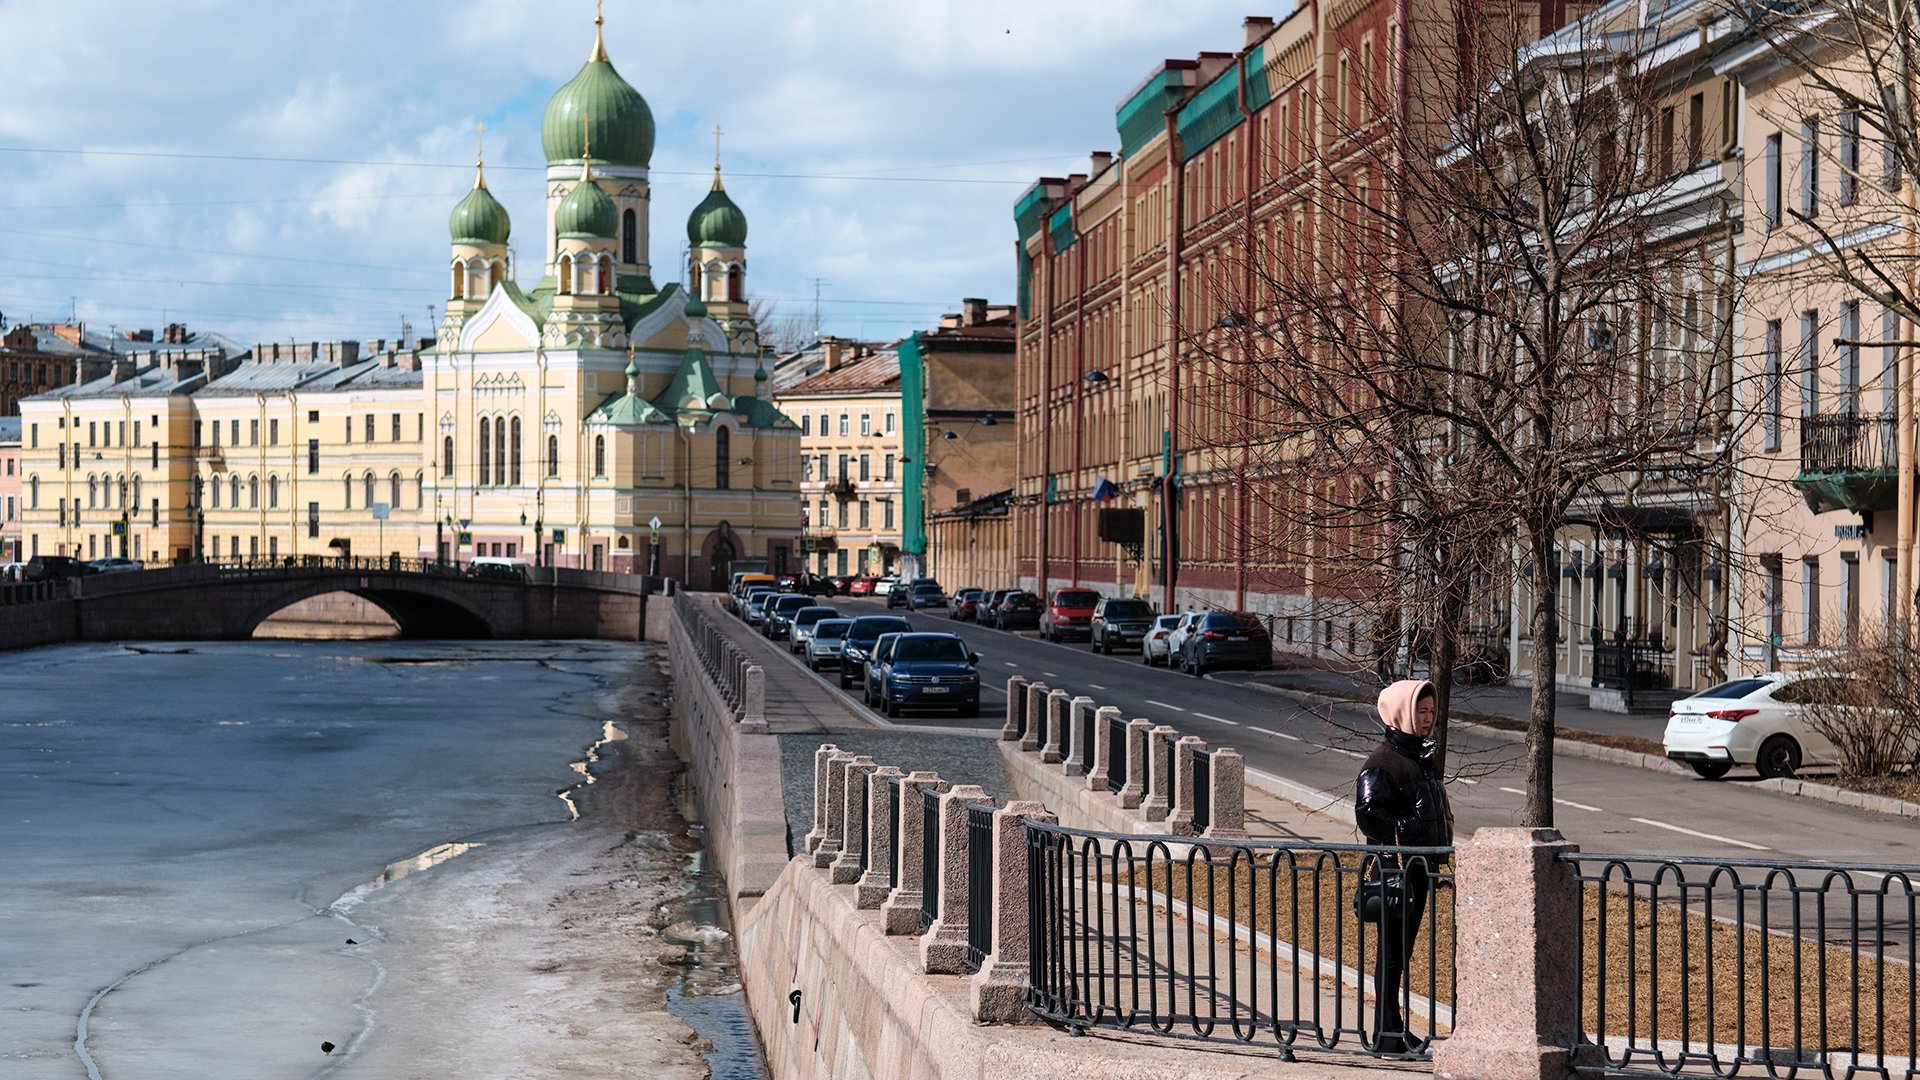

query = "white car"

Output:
[[1141, 614, 1183, 666], [1163, 612, 1205, 672], [1663, 672, 1867, 779], [805, 619, 854, 672], [871, 576, 901, 597], [0, 562, 25, 582]]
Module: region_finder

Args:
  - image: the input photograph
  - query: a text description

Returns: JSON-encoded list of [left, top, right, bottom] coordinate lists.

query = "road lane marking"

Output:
[[1003, 662, 1018, 668], [1252, 727, 1302, 741], [1194, 713, 1236, 724], [1322, 746, 1366, 759], [1629, 817, 1770, 851], [1499, 786, 1525, 795], [1043, 671, 1061, 678], [1145, 700, 1187, 712], [1557, 798, 1604, 812], [1090, 684, 1107, 691]]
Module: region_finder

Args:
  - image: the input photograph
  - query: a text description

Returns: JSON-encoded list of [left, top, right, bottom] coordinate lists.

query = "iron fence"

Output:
[[1591, 642, 1673, 692], [1025, 821, 1453, 1059], [888, 775, 903, 891], [1108, 714, 1129, 794], [967, 802, 996, 972], [1192, 749, 1213, 835], [1801, 411, 1900, 475], [921, 788, 942, 932], [1565, 852, 1920, 1079], [1078, 705, 1096, 775]]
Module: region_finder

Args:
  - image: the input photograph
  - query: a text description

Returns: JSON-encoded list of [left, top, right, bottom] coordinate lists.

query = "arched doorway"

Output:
[[708, 538, 735, 592]]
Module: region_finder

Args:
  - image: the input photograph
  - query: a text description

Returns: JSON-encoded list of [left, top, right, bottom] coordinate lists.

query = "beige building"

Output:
[[912, 300, 1017, 587], [776, 340, 904, 577]]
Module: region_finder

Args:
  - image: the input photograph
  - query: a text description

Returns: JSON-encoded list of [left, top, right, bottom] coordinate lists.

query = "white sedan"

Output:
[[1140, 614, 1184, 666], [1663, 672, 1861, 780], [1163, 612, 1205, 672]]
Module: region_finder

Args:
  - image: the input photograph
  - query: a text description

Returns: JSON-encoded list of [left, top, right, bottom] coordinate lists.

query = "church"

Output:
[[426, 7, 801, 584]]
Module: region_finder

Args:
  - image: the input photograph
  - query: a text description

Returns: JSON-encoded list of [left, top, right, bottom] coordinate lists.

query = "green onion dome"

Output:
[[448, 177, 511, 246], [555, 175, 617, 239], [686, 172, 748, 248], [684, 295, 709, 320], [541, 27, 655, 168]]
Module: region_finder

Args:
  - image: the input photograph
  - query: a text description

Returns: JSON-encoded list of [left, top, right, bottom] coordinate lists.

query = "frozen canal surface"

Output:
[[0, 638, 709, 1079]]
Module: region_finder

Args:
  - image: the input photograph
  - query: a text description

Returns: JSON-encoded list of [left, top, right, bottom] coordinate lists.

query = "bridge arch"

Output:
[[239, 579, 496, 640]]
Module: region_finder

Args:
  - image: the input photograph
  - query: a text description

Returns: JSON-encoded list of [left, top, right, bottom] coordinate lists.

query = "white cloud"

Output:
[[0, 0, 1278, 343]]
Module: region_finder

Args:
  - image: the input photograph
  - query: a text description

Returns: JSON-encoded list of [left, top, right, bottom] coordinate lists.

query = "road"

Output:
[[757, 596, 1920, 867]]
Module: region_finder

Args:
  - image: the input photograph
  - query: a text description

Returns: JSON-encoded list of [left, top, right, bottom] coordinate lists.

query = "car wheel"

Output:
[[1142, 649, 1153, 665], [839, 673, 852, 689], [884, 697, 899, 718], [1755, 735, 1802, 779], [1190, 657, 1206, 678], [1690, 761, 1733, 780], [962, 704, 980, 718]]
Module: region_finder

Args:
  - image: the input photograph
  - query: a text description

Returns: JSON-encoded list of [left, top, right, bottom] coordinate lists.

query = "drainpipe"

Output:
[[1071, 198, 1087, 589], [1235, 40, 1257, 614], [1163, 108, 1187, 614], [1897, 0, 1918, 636], [1039, 231, 1055, 596]]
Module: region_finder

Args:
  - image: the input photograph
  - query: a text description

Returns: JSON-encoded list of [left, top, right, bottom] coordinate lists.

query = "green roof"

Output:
[[449, 178, 511, 245], [1116, 67, 1190, 159], [687, 175, 748, 247], [1048, 203, 1077, 253], [1175, 64, 1243, 162], [541, 46, 655, 167], [556, 175, 617, 238]]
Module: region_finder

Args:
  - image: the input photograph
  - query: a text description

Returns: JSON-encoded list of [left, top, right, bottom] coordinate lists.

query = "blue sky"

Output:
[[0, 0, 1277, 348]]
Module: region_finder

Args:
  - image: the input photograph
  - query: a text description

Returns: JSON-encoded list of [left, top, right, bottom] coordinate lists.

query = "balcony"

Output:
[[826, 478, 856, 500], [1793, 411, 1900, 515]]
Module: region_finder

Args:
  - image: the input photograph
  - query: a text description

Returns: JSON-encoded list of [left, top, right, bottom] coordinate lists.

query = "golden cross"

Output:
[[595, 0, 604, 26], [476, 121, 485, 164], [712, 125, 725, 169]]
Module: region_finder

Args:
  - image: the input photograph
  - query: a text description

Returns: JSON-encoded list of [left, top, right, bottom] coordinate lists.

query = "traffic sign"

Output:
[[111, 520, 127, 537], [457, 530, 473, 547], [648, 515, 661, 530], [551, 529, 566, 544], [371, 502, 390, 521]]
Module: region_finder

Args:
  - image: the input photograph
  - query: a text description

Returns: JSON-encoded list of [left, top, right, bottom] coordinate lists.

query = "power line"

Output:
[[0, 226, 440, 276]]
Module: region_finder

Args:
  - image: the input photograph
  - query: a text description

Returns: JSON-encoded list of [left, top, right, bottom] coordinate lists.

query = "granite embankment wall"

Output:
[[0, 598, 77, 651]]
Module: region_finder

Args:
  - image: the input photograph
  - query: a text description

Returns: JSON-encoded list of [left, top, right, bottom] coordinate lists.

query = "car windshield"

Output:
[[912, 583, 941, 593], [1007, 595, 1039, 609], [1155, 615, 1182, 629], [1203, 613, 1262, 629], [1103, 600, 1153, 618], [1056, 591, 1100, 607], [813, 620, 851, 640], [794, 607, 837, 625], [1690, 678, 1773, 700], [893, 637, 971, 662]]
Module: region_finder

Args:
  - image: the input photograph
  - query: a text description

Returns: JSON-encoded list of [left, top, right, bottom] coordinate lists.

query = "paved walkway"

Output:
[[688, 594, 864, 734]]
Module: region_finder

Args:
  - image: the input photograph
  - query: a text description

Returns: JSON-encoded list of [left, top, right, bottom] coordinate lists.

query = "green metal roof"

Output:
[[1176, 65, 1243, 162], [1116, 67, 1189, 159], [555, 176, 617, 238], [687, 179, 748, 248], [449, 180, 511, 245], [541, 54, 655, 167]]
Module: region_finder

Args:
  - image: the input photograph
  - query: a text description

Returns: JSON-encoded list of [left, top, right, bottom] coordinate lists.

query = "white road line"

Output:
[[1043, 671, 1061, 678], [1145, 700, 1187, 712], [1090, 684, 1107, 691], [1497, 785, 1599, 810], [1003, 662, 1018, 668], [1499, 786, 1526, 795], [1194, 713, 1237, 724], [1557, 799, 1605, 813], [1455, 777, 1479, 785], [1629, 816, 1770, 851], [1323, 746, 1366, 759], [1250, 726, 1301, 741]]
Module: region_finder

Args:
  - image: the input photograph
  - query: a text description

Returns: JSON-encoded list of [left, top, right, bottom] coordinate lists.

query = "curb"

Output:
[[1243, 765, 1358, 829], [1231, 677, 1920, 819]]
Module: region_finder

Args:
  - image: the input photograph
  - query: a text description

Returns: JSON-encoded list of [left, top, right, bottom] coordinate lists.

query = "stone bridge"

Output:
[[37, 559, 663, 642]]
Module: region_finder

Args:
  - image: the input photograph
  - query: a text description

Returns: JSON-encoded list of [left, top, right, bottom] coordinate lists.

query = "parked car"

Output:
[[978, 589, 1012, 629], [1177, 612, 1274, 676], [847, 576, 879, 597], [828, 575, 857, 595], [870, 632, 983, 718], [909, 582, 948, 609], [1040, 588, 1101, 643], [1090, 596, 1156, 654], [886, 580, 914, 609], [1141, 613, 1184, 666], [743, 587, 779, 626], [950, 588, 984, 621], [838, 614, 913, 688], [464, 556, 529, 582], [762, 593, 815, 640], [730, 573, 774, 615], [1164, 612, 1205, 669], [805, 618, 854, 671], [23, 556, 93, 582], [861, 632, 906, 707], [991, 591, 1041, 631], [871, 576, 901, 597], [1663, 672, 1879, 779], [788, 605, 842, 654], [87, 557, 146, 575], [0, 562, 25, 583]]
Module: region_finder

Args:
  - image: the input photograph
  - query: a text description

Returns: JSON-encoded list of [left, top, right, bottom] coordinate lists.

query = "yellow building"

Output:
[[775, 340, 905, 577]]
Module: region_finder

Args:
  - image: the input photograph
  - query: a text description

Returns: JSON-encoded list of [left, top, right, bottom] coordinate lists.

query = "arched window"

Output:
[[131, 474, 141, 509], [413, 472, 424, 506], [211, 476, 221, 509], [558, 254, 573, 295], [489, 261, 503, 293], [248, 475, 259, 509], [593, 434, 606, 477], [599, 254, 614, 295], [690, 260, 703, 297], [267, 475, 279, 509], [493, 416, 507, 486], [362, 472, 375, 508], [621, 209, 636, 263], [341, 476, 351, 509], [510, 416, 523, 485], [442, 434, 454, 477], [478, 420, 491, 485], [547, 434, 559, 477], [230, 475, 241, 508], [28, 475, 38, 509], [389, 471, 402, 509], [88, 475, 98, 509], [715, 426, 731, 490], [451, 263, 465, 300], [727, 265, 743, 302]]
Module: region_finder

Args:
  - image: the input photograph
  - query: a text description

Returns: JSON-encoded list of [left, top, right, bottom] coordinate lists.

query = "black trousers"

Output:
[[1369, 874, 1431, 1046]]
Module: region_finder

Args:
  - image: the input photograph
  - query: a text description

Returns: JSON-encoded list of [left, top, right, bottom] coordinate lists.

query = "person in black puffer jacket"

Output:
[[1353, 678, 1454, 1054]]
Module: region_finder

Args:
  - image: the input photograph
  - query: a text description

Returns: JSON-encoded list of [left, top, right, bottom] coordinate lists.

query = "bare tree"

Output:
[[1798, 625, 1920, 779], [1185, 0, 1752, 825], [748, 297, 820, 354]]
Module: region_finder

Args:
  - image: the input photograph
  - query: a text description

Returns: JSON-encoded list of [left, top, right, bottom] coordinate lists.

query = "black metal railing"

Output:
[[1026, 822, 1454, 1059], [921, 788, 942, 932], [857, 798, 872, 878], [1108, 714, 1129, 794], [1801, 411, 1900, 475], [1565, 852, 1920, 1079], [1591, 642, 1673, 693], [1077, 705, 1096, 774], [887, 775, 903, 891], [967, 802, 997, 972], [1192, 749, 1213, 835]]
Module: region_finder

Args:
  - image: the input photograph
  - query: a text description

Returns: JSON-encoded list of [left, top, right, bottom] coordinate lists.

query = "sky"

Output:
[[0, 0, 1279, 350]]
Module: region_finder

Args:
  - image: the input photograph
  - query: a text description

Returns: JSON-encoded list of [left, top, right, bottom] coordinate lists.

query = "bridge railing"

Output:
[[672, 595, 762, 724], [0, 581, 63, 606], [65, 557, 665, 599]]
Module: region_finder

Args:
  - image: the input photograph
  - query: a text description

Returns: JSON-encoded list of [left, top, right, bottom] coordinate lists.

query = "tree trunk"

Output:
[[1525, 532, 1559, 828], [1430, 569, 1466, 776]]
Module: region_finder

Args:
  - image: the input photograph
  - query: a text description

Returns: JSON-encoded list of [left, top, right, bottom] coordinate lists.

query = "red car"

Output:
[[1041, 588, 1101, 643], [848, 576, 879, 596]]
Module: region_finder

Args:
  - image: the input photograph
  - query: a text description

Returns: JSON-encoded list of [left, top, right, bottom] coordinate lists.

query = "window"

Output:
[[494, 417, 507, 486], [248, 475, 258, 509], [622, 209, 637, 264], [443, 435, 455, 477], [859, 454, 870, 482], [131, 475, 141, 508], [558, 254, 573, 294], [1803, 556, 1821, 645], [1885, 84, 1905, 191], [816, 500, 827, 527], [363, 473, 375, 508], [231, 475, 241, 508], [837, 500, 849, 529], [308, 438, 320, 475], [838, 413, 849, 437], [547, 434, 559, 477], [308, 502, 320, 538], [882, 499, 894, 529], [594, 434, 606, 477], [308, 410, 318, 423], [478, 421, 491, 485], [716, 427, 731, 490], [1840, 109, 1860, 206], [268, 475, 279, 509], [1800, 116, 1820, 217], [392, 413, 401, 442], [801, 456, 813, 482], [249, 419, 259, 446], [860, 413, 872, 436], [270, 419, 279, 445], [132, 421, 140, 446], [343, 416, 351, 443], [1842, 554, 1860, 643], [230, 419, 239, 446], [88, 421, 96, 448], [390, 472, 402, 509], [208, 421, 217, 449], [884, 453, 895, 481], [599, 254, 614, 295], [509, 416, 522, 485], [1840, 301, 1861, 413], [858, 499, 870, 529], [1800, 310, 1820, 419], [341, 476, 351, 509], [884, 412, 895, 435], [27, 475, 36, 509], [1885, 309, 1903, 412], [1764, 132, 1782, 229], [1763, 319, 1782, 451], [1659, 106, 1675, 173], [801, 414, 811, 436]]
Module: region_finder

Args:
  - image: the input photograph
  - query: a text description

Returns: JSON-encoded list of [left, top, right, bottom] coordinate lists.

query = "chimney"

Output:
[[1065, 172, 1088, 195], [74, 354, 112, 384], [962, 298, 988, 326], [1090, 150, 1114, 175], [125, 328, 154, 343], [1243, 15, 1275, 46], [822, 336, 845, 370], [110, 355, 137, 383]]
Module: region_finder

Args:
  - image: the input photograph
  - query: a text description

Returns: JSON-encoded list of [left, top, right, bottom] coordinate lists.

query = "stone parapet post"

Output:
[[1041, 689, 1069, 764], [1020, 682, 1048, 752], [1432, 828, 1586, 1080], [1201, 747, 1248, 841], [803, 743, 840, 853], [1118, 718, 1151, 809], [1167, 736, 1204, 836], [1140, 725, 1176, 823], [920, 784, 990, 974], [813, 750, 859, 868], [1064, 696, 1094, 775], [881, 772, 946, 935], [855, 765, 905, 908], [829, 757, 880, 884], [741, 664, 767, 731], [1087, 705, 1120, 791], [970, 801, 1056, 1023], [1001, 675, 1028, 741]]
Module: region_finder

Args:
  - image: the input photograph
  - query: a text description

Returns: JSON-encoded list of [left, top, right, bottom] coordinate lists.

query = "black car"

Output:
[[979, 589, 1012, 628], [838, 614, 914, 689], [1090, 596, 1157, 654], [23, 556, 92, 582], [1180, 612, 1274, 676], [762, 594, 815, 639], [991, 591, 1041, 631]]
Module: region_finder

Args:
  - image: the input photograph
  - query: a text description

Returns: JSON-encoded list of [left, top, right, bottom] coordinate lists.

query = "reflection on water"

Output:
[[330, 842, 483, 910], [667, 985, 771, 1080], [559, 720, 627, 821]]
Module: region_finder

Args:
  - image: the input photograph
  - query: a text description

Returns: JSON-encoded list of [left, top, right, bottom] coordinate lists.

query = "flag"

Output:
[[1091, 475, 1117, 502]]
